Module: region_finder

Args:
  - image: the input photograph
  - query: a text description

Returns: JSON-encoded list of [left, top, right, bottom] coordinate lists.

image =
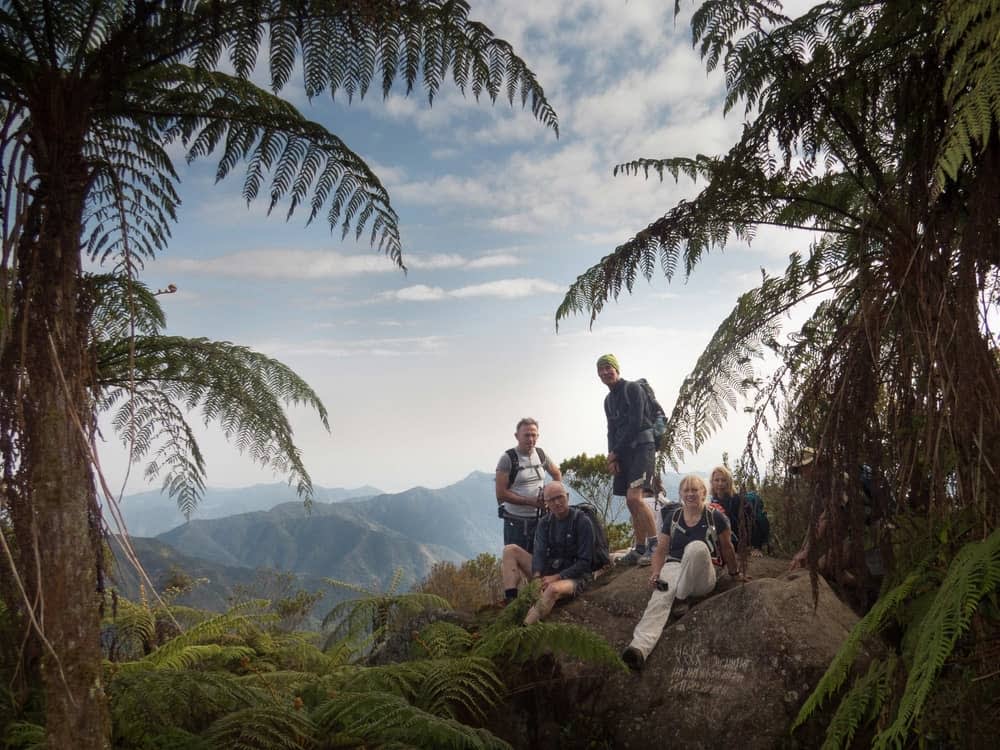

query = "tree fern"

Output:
[[89, 273, 329, 512]]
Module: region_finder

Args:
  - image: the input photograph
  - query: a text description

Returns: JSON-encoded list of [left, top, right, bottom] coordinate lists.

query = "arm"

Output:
[[557, 513, 594, 581], [718, 529, 748, 581], [495, 469, 543, 509], [545, 458, 562, 482], [647, 531, 670, 587], [789, 509, 829, 570]]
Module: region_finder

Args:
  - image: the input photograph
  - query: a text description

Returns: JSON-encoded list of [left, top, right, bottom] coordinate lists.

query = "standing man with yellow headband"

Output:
[[597, 354, 659, 565]]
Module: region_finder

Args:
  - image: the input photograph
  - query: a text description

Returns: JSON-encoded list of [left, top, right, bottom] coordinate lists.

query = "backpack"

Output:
[[505, 447, 548, 486], [743, 490, 770, 550], [666, 504, 725, 566], [633, 378, 668, 448], [547, 504, 611, 572]]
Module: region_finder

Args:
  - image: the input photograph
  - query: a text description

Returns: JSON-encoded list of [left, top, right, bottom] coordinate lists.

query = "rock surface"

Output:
[[491, 557, 858, 749]]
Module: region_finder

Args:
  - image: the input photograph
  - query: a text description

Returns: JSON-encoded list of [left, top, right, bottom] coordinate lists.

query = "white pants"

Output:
[[628, 541, 717, 658]]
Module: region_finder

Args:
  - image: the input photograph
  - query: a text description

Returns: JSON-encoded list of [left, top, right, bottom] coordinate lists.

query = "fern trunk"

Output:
[[1, 77, 110, 748]]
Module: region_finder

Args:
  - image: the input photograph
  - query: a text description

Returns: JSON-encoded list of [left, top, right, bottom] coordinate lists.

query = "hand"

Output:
[[539, 574, 560, 591], [789, 549, 807, 571], [648, 572, 661, 589]]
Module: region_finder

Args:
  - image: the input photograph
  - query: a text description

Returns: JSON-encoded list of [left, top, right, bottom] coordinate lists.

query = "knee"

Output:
[[502, 544, 520, 562], [684, 541, 712, 564]]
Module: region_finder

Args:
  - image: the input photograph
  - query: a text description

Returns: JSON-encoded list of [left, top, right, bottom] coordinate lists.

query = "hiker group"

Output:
[[495, 354, 772, 669]]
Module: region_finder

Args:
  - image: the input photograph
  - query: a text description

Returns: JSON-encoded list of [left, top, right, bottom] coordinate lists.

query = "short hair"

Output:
[[515, 417, 539, 432], [678, 474, 708, 505], [710, 465, 734, 496]]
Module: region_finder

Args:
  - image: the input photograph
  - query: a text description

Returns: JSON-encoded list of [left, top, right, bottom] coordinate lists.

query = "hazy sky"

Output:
[[99, 1, 818, 497]]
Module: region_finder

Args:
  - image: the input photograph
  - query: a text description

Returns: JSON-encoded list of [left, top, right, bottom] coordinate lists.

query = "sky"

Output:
[[99, 0, 821, 499]]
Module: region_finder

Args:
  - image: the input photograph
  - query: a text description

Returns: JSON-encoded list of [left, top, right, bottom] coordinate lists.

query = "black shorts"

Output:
[[613, 442, 656, 496]]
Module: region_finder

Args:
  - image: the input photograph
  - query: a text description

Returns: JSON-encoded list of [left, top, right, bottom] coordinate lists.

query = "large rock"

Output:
[[491, 561, 857, 749]]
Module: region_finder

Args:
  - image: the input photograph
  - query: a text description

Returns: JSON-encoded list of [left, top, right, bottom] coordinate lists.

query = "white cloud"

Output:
[[380, 277, 560, 302], [160, 249, 398, 279]]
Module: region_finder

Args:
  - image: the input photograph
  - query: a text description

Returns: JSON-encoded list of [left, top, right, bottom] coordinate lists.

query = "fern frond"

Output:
[[473, 621, 624, 671], [321, 584, 450, 654], [344, 657, 504, 721], [2, 721, 45, 750], [821, 656, 895, 750], [413, 621, 475, 659], [313, 690, 510, 750], [873, 529, 1000, 748], [792, 565, 926, 730], [109, 668, 264, 743], [203, 705, 316, 750]]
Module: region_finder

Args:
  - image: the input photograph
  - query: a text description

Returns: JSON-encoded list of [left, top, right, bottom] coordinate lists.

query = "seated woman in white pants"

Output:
[[622, 474, 748, 671]]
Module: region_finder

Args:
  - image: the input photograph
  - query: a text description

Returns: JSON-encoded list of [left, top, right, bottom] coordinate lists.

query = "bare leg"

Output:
[[626, 486, 657, 544], [501, 544, 532, 591], [524, 579, 577, 625]]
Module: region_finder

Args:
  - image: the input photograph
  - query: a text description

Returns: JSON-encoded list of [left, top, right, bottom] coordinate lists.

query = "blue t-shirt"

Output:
[[661, 507, 730, 561]]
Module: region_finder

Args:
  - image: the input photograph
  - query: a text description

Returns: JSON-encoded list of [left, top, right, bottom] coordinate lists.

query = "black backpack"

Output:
[[505, 447, 548, 485], [547, 504, 611, 572], [632, 378, 668, 448]]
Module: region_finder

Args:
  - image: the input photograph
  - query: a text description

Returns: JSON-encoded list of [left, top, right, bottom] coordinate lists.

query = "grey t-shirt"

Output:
[[496, 448, 548, 518]]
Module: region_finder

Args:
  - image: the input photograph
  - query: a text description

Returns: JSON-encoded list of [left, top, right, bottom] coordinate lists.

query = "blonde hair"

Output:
[[710, 465, 734, 497], [678, 474, 708, 506]]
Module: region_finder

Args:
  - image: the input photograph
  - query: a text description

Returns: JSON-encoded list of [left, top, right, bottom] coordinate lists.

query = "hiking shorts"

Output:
[[613, 442, 656, 496], [543, 571, 592, 597], [503, 514, 540, 552]]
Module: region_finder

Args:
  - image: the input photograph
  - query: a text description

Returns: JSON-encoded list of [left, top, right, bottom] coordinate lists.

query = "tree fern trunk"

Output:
[[3, 82, 110, 748]]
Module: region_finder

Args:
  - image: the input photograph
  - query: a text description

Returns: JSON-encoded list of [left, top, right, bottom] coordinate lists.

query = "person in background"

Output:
[[495, 417, 561, 552], [621, 474, 747, 671], [710, 465, 769, 557], [596, 354, 658, 566], [500, 481, 595, 624]]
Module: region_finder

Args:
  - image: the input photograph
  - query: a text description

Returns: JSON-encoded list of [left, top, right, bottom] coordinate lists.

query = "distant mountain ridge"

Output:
[[120, 481, 382, 536], [151, 471, 501, 593]]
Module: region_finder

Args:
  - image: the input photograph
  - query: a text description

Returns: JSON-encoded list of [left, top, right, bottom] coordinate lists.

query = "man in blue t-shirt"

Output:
[[500, 481, 594, 625]]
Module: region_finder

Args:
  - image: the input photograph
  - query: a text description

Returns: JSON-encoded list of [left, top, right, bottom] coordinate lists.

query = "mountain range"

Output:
[[120, 481, 382, 536], [112, 470, 698, 616]]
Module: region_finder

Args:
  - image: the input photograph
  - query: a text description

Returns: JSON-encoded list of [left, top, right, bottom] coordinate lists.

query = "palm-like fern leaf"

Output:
[[89, 273, 329, 512], [202, 705, 316, 750], [312, 690, 510, 750]]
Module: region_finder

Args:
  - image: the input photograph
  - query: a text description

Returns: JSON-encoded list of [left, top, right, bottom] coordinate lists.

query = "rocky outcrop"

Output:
[[491, 559, 857, 749]]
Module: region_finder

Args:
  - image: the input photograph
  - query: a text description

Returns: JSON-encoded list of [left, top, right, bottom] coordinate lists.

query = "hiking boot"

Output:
[[637, 545, 656, 566], [621, 646, 645, 672], [619, 548, 642, 565]]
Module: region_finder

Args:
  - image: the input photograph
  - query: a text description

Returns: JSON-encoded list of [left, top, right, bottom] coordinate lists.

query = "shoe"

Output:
[[619, 548, 642, 565], [621, 646, 645, 672], [637, 547, 654, 567]]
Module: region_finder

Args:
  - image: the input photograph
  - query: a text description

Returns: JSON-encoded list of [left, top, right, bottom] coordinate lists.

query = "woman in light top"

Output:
[[621, 474, 747, 671]]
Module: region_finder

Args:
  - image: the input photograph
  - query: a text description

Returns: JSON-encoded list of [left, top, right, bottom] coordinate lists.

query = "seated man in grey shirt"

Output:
[[500, 481, 595, 625]]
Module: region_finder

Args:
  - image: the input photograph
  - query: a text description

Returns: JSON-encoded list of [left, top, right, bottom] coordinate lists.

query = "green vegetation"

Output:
[[1, 580, 621, 749], [0, 1, 555, 746], [559, 453, 630, 551], [557, 0, 1000, 744]]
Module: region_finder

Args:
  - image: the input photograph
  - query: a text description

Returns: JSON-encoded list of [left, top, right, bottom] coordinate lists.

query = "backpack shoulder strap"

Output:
[[536, 446, 547, 469], [505, 448, 519, 485]]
